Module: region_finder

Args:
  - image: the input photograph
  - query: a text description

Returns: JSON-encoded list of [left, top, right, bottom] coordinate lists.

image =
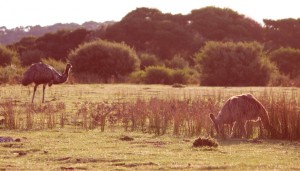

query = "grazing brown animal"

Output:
[[21, 62, 72, 103], [209, 94, 279, 138]]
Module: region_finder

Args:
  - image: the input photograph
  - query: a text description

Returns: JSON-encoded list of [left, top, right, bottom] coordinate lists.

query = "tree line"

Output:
[[0, 6, 300, 86], [0, 21, 112, 45]]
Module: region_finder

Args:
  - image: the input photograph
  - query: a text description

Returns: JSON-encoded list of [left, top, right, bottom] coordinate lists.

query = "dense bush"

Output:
[[165, 55, 189, 69], [139, 53, 161, 70], [172, 69, 189, 84], [20, 49, 45, 66], [41, 58, 67, 73], [0, 65, 24, 84], [269, 47, 300, 79], [144, 66, 173, 84], [69, 39, 140, 82], [129, 70, 146, 84], [195, 41, 276, 86], [130, 66, 190, 84], [0, 45, 19, 67]]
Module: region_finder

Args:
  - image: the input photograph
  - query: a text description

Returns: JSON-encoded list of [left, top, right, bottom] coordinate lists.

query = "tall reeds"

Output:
[[0, 102, 66, 130], [0, 89, 299, 140]]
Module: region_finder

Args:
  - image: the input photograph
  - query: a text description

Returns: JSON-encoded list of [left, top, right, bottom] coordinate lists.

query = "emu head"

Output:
[[66, 63, 72, 70], [209, 114, 220, 134], [64, 63, 72, 75]]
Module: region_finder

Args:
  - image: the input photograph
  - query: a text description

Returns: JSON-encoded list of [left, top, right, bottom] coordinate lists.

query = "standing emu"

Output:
[[209, 94, 280, 138], [21, 62, 72, 103]]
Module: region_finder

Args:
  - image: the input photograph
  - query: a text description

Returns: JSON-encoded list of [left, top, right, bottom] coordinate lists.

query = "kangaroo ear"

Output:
[[209, 114, 216, 121]]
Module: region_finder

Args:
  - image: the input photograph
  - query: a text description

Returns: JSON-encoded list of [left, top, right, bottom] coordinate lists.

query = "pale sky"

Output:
[[1, 0, 299, 29]]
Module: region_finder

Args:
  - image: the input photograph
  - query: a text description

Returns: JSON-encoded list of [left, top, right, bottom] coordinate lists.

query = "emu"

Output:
[[21, 62, 72, 103], [209, 94, 279, 138]]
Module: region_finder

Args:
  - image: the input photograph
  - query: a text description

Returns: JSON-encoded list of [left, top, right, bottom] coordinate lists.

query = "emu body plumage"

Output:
[[21, 62, 72, 103]]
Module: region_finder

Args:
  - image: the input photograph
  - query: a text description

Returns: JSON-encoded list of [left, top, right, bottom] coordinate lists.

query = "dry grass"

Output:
[[0, 84, 299, 139]]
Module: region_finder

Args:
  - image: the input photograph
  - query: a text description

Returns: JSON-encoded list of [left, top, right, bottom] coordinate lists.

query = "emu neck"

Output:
[[54, 67, 70, 84]]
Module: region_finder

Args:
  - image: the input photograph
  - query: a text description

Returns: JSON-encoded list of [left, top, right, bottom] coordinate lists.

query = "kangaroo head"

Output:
[[209, 114, 220, 134]]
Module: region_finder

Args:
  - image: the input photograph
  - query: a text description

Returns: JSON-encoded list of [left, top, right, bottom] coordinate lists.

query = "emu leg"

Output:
[[42, 84, 46, 103], [32, 85, 38, 103]]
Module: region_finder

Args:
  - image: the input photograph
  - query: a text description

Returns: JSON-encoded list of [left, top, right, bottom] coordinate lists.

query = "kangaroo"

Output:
[[209, 94, 279, 138]]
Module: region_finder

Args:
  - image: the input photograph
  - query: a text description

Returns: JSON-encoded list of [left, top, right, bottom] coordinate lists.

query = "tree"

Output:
[[0, 45, 19, 67], [8, 36, 37, 54], [195, 41, 275, 86], [36, 29, 90, 61], [264, 19, 300, 50], [104, 7, 200, 60], [187, 7, 263, 42], [269, 47, 300, 79], [20, 49, 45, 66], [68, 39, 140, 82]]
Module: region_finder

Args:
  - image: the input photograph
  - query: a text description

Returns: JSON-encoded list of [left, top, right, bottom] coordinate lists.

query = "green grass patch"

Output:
[[0, 129, 299, 170]]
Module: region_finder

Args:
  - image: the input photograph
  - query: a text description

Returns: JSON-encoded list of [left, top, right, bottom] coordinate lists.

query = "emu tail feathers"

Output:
[[21, 67, 35, 86], [21, 77, 32, 86]]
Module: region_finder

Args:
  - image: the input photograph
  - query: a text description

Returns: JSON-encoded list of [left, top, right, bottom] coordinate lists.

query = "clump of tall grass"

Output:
[[258, 91, 300, 139], [71, 97, 220, 136], [74, 101, 117, 131], [0, 101, 17, 129], [0, 101, 66, 130]]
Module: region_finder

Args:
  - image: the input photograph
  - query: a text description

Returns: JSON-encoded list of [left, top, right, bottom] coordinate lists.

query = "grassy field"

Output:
[[1, 84, 299, 104], [0, 84, 300, 170], [0, 128, 300, 170]]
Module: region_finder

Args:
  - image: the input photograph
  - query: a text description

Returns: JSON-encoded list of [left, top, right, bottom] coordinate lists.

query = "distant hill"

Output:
[[0, 21, 115, 45]]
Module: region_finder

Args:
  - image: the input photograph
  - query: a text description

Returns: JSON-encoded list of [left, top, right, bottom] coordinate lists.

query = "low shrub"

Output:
[[142, 66, 190, 85], [193, 137, 219, 147], [0, 65, 24, 84], [144, 66, 173, 84], [129, 70, 146, 84], [0, 45, 19, 67]]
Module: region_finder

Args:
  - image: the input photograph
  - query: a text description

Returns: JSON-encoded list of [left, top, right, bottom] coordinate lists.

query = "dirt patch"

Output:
[[130, 140, 167, 147], [193, 137, 219, 148], [248, 138, 263, 144], [57, 157, 123, 164], [144, 141, 167, 146], [60, 166, 88, 170], [2, 143, 23, 148], [112, 162, 157, 168], [12, 149, 40, 157], [120, 135, 134, 141]]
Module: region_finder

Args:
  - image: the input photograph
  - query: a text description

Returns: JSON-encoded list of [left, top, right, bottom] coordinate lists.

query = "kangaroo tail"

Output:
[[260, 105, 281, 138]]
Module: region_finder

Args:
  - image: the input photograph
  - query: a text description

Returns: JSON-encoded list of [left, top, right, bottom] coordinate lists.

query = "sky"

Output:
[[0, 0, 299, 29]]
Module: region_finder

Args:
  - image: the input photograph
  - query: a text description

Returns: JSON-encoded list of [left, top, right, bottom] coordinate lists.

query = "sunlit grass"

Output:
[[0, 128, 299, 170]]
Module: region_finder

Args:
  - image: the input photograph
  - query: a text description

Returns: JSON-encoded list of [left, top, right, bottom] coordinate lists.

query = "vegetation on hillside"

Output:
[[0, 6, 300, 86], [0, 21, 113, 45]]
